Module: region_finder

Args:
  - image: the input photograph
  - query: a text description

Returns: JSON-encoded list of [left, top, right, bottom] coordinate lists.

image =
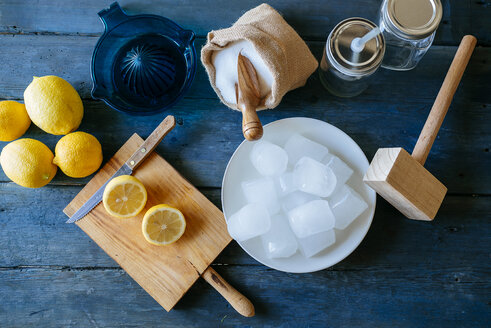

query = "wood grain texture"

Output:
[[0, 96, 489, 193], [0, 265, 489, 327], [202, 266, 255, 317], [2, 98, 489, 194], [1, 185, 490, 325], [0, 36, 490, 102], [125, 115, 176, 170], [365, 36, 475, 221], [1, 183, 488, 274], [412, 35, 477, 164], [364, 148, 447, 221], [0, 0, 490, 326], [63, 134, 231, 311], [237, 53, 263, 141], [0, 0, 489, 45], [0, 36, 488, 193]]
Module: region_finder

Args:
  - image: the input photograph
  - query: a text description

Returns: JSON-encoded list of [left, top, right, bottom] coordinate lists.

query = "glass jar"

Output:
[[319, 18, 385, 98], [379, 0, 442, 71]]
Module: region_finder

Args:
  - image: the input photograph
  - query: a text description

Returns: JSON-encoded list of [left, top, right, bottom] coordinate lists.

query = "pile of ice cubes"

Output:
[[227, 134, 368, 259]]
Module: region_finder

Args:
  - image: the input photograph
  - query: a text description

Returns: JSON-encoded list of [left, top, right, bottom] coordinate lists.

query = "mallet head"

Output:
[[363, 147, 447, 221]]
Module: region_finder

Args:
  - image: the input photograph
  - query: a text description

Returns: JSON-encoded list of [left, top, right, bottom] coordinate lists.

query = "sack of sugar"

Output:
[[201, 3, 318, 111]]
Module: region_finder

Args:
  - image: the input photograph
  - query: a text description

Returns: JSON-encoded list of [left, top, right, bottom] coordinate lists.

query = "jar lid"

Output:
[[327, 18, 385, 76], [385, 0, 442, 40]]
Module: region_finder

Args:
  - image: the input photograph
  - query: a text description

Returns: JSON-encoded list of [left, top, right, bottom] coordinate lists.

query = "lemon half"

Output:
[[142, 204, 186, 246], [102, 175, 147, 218]]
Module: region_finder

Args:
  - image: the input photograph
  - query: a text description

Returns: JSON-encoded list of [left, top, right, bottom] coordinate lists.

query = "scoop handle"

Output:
[[412, 35, 477, 165], [242, 104, 263, 141], [202, 266, 255, 317]]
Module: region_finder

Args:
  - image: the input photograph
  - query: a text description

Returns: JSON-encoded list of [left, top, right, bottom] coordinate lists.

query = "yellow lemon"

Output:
[[0, 100, 31, 141], [103, 175, 147, 218], [24, 76, 83, 135], [53, 132, 103, 178], [0, 138, 57, 188], [142, 204, 186, 246]]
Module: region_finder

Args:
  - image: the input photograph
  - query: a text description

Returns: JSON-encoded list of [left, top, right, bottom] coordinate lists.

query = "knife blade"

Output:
[[66, 164, 132, 223], [66, 115, 176, 223]]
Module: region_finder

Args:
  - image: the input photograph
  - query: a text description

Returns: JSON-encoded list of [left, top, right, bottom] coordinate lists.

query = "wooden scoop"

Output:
[[363, 35, 477, 221], [236, 53, 263, 141]]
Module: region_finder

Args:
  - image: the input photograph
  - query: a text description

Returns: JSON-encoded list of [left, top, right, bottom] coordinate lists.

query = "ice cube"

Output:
[[287, 200, 335, 238], [280, 191, 319, 213], [322, 153, 354, 186], [298, 230, 336, 258], [242, 177, 280, 215], [284, 134, 329, 165], [227, 203, 271, 241], [250, 140, 288, 176], [293, 157, 337, 197], [275, 172, 297, 197], [261, 214, 298, 258], [329, 185, 368, 230]]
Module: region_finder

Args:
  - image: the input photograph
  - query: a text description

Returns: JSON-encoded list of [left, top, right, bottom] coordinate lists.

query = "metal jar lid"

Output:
[[327, 18, 385, 77], [384, 0, 443, 40]]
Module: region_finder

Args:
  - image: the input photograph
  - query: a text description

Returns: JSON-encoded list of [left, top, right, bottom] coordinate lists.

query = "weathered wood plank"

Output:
[[0, 35, 210, 100], [0, 35, 490, 102], [0, 184, 224, 268], [1, 182, 489, 271], [0, 265, 489, 327], [0, 1, 488, 326], [0, 93, 489, 193], [0, 0, 489, 45], [0, 39, 489, 192]]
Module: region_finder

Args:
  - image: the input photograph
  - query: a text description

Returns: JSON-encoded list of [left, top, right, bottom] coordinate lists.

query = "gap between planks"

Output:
[[0, 263, 253, 272], [0, 31, 488, 47], [0, 265, 486, 278], [0, 182, 488, 196]]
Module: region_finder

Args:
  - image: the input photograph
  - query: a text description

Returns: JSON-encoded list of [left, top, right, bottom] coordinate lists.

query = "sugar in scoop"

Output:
[[201, 4, 318, 110], [212, 40, 273, 105]]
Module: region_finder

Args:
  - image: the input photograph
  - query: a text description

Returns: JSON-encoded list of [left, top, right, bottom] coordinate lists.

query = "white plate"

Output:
[[221, 117, 376, 273]]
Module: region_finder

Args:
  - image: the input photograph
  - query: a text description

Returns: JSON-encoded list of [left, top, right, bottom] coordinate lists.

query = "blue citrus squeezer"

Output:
[[91, 2, 197, 115]]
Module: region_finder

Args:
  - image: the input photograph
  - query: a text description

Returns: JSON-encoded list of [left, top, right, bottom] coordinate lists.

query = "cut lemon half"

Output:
[[142, 204, 186, 246], [102, 175, 147, 218]]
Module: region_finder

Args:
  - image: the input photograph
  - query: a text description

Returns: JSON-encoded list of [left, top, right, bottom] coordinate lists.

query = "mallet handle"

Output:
[[412, 35, 477, 165]]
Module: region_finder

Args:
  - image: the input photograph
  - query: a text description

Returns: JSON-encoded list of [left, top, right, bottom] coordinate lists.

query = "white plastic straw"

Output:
[[350, 27, 381, 53]]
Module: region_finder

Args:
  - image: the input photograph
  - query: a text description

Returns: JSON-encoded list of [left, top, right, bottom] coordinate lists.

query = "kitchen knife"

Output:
[[66, 115, 176, 223]]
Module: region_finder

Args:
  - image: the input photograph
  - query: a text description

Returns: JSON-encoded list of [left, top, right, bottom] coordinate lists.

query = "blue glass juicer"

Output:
[[91, 2, 197, 115]]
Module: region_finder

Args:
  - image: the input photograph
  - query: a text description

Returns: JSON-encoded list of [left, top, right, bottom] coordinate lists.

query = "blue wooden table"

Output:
[[0, 1, 490, 327]]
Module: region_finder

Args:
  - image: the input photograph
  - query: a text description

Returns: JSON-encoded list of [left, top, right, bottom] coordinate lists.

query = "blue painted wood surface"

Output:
[[0, 1, 490, 327]]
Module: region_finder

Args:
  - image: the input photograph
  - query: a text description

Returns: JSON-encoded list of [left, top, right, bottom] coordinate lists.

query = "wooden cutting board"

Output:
[[63, 133, 232, 311]]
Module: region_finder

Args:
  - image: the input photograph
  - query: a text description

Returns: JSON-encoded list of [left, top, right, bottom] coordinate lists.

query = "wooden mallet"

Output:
[[363, 35, 477, 221]]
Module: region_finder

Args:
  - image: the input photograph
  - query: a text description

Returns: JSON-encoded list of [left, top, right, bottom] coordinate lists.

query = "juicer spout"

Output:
[[98, 2, 129, 31]]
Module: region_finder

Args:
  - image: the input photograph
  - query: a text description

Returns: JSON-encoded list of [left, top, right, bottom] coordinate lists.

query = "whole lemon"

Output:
[[0, 138, 57, 188], [53, 132, 103, 178], [0, 100, 31, 141], [24, 76, 83, 135]]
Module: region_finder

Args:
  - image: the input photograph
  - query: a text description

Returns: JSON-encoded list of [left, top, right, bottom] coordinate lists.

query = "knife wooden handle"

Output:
[[125, 115, 176, 170], [202, 266, 255, 317]]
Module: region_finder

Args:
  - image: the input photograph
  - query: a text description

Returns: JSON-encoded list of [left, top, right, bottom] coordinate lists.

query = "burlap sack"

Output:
[[201, 3, 318, 111]]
